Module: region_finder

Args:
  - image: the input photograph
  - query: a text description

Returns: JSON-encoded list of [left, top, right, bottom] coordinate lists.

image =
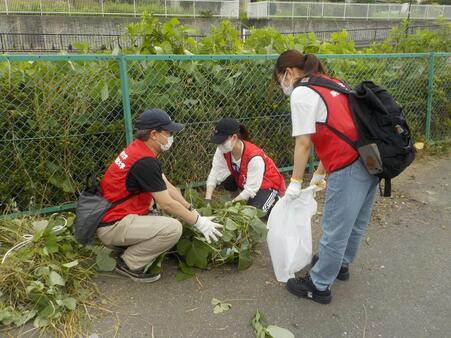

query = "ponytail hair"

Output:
[[238, 124, 250, 141], [273, 49, 327, 83]]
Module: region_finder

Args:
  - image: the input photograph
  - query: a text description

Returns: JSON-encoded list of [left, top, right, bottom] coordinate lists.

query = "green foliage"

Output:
[[0, 213, 116, 331], [211, 298, 232, 314], [126, 12, 197, 54], [172, 188, 267, 279], [0, 15, 450, 214], [251, 309, 295, 338]]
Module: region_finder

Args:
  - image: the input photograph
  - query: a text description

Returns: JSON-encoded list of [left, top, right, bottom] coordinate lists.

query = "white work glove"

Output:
[[193, 216, 223, 243], [285, 180, 303, 200], [310, 172, 327, 189]]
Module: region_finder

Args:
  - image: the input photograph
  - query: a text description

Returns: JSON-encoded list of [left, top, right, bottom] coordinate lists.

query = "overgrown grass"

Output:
[[0, 213, 115, 335]]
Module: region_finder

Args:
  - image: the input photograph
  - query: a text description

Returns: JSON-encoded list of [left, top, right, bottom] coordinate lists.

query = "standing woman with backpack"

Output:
[[274, 50, 379, 304]]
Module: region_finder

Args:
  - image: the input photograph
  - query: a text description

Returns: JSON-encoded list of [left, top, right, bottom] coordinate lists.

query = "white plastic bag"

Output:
[[267, 186, 319, 282]]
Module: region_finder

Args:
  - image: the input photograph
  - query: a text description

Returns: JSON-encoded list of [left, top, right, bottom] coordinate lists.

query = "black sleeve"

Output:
[[126, 157, 167, 193]]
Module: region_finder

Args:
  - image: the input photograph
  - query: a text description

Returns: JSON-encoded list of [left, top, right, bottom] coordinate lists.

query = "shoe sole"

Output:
[[115, 267, 161, 283], [287, 283, 331, 305]]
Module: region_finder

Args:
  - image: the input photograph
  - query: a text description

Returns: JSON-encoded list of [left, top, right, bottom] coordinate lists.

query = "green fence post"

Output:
[[425, 52, 435, 140], [119, 55, 133, 145]]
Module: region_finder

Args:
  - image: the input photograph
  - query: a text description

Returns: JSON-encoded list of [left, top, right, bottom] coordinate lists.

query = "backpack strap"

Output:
[[295, 76, 358, 150], [110, 193, 138, 207], [379, 178, 392, 197], [295, 76, 353, 94]]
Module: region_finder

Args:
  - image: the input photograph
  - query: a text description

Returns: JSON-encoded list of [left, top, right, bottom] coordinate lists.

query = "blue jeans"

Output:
[[310, 159, 379, 291]]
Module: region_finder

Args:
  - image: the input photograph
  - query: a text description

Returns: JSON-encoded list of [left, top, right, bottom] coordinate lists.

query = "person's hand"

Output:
[[310, 172, 326, 189], [193, 216, 223, 243], [285, 179, 303, 200]]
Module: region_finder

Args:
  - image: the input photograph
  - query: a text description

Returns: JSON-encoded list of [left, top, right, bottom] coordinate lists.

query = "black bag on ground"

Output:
[[297, 77, 416, 197], [73, 174, 134, 245]]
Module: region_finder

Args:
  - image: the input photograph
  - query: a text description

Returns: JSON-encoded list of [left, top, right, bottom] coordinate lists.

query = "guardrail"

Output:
[[247, 1, 451, 20], [0, 0, 239, 18]]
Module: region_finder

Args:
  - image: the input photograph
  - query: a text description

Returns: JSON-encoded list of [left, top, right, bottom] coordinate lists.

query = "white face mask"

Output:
[[280, 70, 294, 97], [218, 137, 234, 154], [159, 135, 173, 152]]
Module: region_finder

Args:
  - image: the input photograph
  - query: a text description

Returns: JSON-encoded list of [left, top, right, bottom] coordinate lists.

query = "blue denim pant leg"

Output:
[[342, 177, 378, 266], [310, 160, 379, 291]]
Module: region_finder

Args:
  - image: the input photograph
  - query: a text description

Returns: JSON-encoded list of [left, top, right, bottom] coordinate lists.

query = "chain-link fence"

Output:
[[0, 53, 449, 216]]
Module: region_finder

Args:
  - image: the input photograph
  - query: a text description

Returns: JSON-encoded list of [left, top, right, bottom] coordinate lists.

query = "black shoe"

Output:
[[115, 257, 161, 283], [287, 273, 331, 304], [311, 255, 350, 281]]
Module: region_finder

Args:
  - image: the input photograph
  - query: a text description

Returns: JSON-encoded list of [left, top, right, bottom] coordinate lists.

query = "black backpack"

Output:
[[73, 173, 135, 245], [297, 77, 415, 197]]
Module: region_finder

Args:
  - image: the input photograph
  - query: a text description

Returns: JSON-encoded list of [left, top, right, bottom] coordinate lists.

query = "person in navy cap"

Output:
[[205, 118, 286, 214], [98, 108, 223, 283]]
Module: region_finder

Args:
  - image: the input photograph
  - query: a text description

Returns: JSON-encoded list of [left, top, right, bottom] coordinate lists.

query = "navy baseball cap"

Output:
[[135, 108, 184, 133], [211, 118, 240, 144]]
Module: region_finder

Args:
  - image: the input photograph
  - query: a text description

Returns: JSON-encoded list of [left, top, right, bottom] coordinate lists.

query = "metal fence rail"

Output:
[[0, 0, 240, 18], [0, 25, 440, 52], [0, 53, 449, 216], [248, 2, 451, 20]]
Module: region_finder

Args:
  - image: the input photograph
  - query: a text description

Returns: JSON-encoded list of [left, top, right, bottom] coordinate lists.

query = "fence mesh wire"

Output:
[[0, 54, 449, 214]]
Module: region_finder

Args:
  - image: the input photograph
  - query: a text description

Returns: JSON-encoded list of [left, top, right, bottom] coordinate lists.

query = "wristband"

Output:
[[290, 177, 303, 183]]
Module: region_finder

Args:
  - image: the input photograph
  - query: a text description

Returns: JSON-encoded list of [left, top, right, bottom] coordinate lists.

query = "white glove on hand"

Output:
[[310, 172, 327, 189], [193, 216, 223, 243], [285, 181, 303, 200]]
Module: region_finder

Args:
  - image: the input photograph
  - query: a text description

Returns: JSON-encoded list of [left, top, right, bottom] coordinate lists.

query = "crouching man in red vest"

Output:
[[205, 118, 286, 215], [98, 108, 223, 283]]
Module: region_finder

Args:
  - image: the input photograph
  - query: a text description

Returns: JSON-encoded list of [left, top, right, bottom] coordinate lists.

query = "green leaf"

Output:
[[176, 238, 192, 256], [33, 317, 49, 328], [251, 309, 268, 338], [225, 218, 238, 231], [61, 297, 77, 311], [49, 271, 65, 286], [32, 220, 48, 232], [185, 239, 212, 269], [62, 178, 75, 193], [13, 310, 36, 327], [38, 301, 56, 319], [198, 204, 212, 216], [176, 271, 195, 281], [43, 232, 59, 254], [241, 206, 257, 218], [62, 260, 79, 268], [221, 231, 233, 243], [179, 261, 195, 275], [238, 249, 253, 271], [145, 253, 166, 274], [250, 217, 268, 236], [266, 325, 295, 338], [96, 250, 116, 272], [35, 266, 50, 276], [211, 298, 232, 314]]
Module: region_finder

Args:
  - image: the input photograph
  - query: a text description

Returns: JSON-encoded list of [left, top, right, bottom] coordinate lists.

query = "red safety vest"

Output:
[[307, 76, 359, 173], [224, 141, 286, 195], [101, 140, 156, 223]]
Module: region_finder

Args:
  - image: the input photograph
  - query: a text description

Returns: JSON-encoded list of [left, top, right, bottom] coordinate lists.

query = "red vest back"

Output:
[[307, 76, 359, 173], [101, 140, 156, 223], [224, 141, 286, 195]]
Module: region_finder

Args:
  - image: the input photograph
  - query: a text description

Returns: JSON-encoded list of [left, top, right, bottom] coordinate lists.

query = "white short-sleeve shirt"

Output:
[[290, 86, 327, 137]]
